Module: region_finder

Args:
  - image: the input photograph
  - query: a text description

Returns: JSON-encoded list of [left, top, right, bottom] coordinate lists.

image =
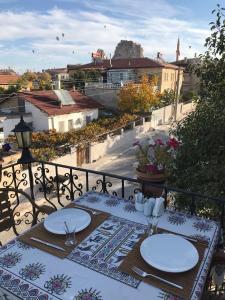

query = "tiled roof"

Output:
[[0, 75, 19, 85], [43, 68, 68, 75], [19, 90, 103, 116], [68, 58, 179, 71]]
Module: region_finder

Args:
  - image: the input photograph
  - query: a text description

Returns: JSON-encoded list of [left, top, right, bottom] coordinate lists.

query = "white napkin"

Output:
[[152, 197, 165, 217], [135, 192, 144, 203], [144, 198, 155, 216]]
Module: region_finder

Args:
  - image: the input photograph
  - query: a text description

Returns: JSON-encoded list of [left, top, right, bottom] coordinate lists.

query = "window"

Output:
[[58, 121, 65, 132], [75, 118, 82, 125], [119, 73, 123, 80], [164, 73, 168, 81], [86, 116, 91, 124], [68, 119, 73, 130]]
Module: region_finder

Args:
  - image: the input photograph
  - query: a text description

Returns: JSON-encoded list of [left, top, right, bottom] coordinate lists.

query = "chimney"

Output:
[[72, 85, 75, 92], [56, 79, 61, 90], [109, 53, 112, 68]]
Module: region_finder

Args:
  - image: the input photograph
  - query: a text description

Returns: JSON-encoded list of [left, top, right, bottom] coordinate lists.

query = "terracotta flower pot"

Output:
[[136, 168, 165, 197]]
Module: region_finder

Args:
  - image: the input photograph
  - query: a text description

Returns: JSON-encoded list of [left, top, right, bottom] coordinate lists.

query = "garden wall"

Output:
[[89, 120, 151, 163], [151, 101, 195, 127]]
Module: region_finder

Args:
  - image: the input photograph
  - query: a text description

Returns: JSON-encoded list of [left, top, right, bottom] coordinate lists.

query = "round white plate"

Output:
[[44, 208, 91, 235], [140, 233, 199, 273]]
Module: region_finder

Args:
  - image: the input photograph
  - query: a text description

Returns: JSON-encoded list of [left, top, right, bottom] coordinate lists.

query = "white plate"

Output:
[[140, 233, 199, 273], [44, 208, 91, 235]]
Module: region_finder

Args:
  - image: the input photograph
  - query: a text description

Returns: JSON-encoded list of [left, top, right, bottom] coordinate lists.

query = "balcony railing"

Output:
[[1, 160, 225, 243]]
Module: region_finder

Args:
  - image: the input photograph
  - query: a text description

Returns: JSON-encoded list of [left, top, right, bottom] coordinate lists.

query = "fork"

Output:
[[73, 205, 101, 216], [132, 266, 183, 290]]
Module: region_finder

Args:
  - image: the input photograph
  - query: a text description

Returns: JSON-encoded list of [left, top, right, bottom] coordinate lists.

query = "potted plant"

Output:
[[133, 137, 179, 196]]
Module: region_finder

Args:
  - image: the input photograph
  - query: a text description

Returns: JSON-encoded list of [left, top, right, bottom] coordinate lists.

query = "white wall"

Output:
[[151, 102, 195, 127], [3, 115, 32, 138], [90, 121, 150, 162], [25, 102, 49, 131], [25, 102, 98, 133], [48, 109, 98, 132]]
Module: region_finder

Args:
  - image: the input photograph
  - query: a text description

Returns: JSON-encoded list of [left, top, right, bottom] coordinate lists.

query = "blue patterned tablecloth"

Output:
[[0, 191, 220, 300]]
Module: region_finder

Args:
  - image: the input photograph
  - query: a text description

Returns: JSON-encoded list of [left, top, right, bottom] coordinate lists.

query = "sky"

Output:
[[0, 0, 221, 73]]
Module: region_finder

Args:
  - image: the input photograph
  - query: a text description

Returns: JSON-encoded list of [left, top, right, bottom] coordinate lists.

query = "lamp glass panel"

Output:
[[22, 131, 31, 147], [15, 132, 23, 148]]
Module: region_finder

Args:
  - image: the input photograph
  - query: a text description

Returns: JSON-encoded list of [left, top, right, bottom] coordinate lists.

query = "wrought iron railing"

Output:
[[1, 160, 225, 242]]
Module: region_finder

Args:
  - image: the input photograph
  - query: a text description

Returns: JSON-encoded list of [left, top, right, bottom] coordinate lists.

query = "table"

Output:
[[0, 191, 220, 300]]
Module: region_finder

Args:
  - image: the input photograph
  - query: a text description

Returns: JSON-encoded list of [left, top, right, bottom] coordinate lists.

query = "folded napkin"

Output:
[[144, 198, 155, 216], [152, 197, 165, 217], [135, 192, 144, 203]]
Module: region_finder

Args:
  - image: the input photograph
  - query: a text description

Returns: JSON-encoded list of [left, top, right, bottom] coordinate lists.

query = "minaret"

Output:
[[176, 37, 180, 61]]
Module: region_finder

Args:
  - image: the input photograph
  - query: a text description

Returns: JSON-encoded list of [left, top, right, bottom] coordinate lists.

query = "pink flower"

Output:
[[167, 138, 179, 149], [155, 139, 164, 146], [146, 164, 158, 174]]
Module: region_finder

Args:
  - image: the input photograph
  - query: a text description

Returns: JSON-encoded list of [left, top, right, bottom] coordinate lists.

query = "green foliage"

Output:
[[38, 72, 52, 90], [0, 84, 20, 94], [158, 89, 175, 107], [7, 114, 137, 161], [169, 5, 225, 215], [118, 74, 160, 113], [181, 90, 198, 102]]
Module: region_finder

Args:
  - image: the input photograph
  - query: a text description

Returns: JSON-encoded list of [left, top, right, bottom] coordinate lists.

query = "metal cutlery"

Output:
[[30, 237, 66, 252], [73, 205, 101, 216], [132, 266, 183, 290]]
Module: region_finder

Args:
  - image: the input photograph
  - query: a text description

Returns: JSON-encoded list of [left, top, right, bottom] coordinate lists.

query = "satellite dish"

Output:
[[32, 50, 35, 54], [62, 33, 65, 38], [56, 36, 60, 41]]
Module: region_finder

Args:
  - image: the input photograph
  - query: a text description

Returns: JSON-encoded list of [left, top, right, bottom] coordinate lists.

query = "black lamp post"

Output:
[[12, 116, 34, 164]]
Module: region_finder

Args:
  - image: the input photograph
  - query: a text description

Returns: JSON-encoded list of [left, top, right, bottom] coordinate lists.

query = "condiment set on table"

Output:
[[135, 192, 165, 235]]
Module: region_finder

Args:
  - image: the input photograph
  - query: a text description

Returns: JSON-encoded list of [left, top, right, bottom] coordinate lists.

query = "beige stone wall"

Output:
[[85, 87, 119, 111], [136, 67, 183, 94]]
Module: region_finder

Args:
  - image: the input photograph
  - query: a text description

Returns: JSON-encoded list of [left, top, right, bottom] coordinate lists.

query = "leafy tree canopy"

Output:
[[170, 4, 225, 200], [118, 74, 160, 113]]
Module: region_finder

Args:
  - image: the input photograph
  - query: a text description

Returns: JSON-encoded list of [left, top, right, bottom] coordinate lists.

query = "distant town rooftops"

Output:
[[0, 68, 17, 75], [0, 74, 19, 85], [43, 68, 68, 75], [19, 90, 103, 116], [170, 57, 199, 68], [68, 57, 180, 71]]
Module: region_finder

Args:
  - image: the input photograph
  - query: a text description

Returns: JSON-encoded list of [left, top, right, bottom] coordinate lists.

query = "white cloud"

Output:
[[0, 2, 210, 72]]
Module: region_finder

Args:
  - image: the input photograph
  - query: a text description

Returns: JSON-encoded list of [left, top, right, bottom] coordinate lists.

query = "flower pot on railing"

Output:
[[136, 168, 165, 197]]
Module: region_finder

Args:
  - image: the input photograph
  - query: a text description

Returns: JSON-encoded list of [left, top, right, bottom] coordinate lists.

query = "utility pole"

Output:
[[174, 38, 181, 121]]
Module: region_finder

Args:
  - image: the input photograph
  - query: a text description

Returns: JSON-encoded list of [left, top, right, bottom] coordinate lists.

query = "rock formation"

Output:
[[113, 40, 144, 59]]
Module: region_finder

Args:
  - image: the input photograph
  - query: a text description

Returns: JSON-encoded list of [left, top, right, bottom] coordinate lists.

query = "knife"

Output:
[[30, 237, 66, 252]]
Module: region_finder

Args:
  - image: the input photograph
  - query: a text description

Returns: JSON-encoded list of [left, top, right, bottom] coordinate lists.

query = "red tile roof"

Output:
[[0, 74, 19, 85], [19, 90, 103, 116], [68, 58, 179, 71]]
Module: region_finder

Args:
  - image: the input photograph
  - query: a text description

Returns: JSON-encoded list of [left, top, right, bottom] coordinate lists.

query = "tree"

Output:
[[158, 89, 175, 107], [0, 85, 20, 94], [39, 72, 52, 90], [118, 74, 159, 113], [118, 82, 138, 113], [169, 5, 225, 207], [17, 71, 37, 90]]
